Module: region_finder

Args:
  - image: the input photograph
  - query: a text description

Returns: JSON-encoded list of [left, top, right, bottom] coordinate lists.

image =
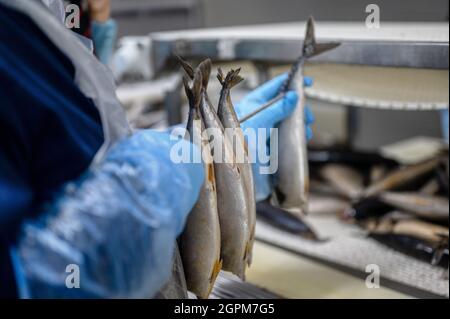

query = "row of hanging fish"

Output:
[[177, 58, 256, 299], [308, 146, 449, 267]]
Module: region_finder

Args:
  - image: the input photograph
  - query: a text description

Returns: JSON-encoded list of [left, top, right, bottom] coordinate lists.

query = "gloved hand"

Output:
[[236, 73, 314, 202], [11, 130, 204, 298]]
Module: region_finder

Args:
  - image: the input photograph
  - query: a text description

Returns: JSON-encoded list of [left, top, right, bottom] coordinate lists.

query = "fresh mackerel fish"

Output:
[[273, 16, 340, 215], [180, 69, 222, 299], [217, 68, 257, 267], [197, 60, 251, 280]]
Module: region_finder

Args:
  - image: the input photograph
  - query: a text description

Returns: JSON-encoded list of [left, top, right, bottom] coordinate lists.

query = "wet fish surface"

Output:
[[217, 68, 257, 267], [197, 60, 251, 280], [180, 69, 222, 299], [273, 17, 340, 214]]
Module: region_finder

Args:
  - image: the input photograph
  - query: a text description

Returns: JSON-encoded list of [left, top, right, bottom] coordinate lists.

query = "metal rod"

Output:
[[239, 94, 286, 124]]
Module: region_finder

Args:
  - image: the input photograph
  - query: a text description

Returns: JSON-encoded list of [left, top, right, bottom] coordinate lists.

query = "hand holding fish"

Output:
[[235, 74, 315, 202]]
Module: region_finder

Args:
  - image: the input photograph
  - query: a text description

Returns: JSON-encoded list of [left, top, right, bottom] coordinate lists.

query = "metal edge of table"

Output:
[[151, 37, 449, 72]]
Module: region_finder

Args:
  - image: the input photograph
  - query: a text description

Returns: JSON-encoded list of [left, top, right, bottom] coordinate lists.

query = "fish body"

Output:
[[370, 217, 449, 245], [274, 17, 340, 214], [379, 192, 449, 221], [274, 66, 309, 215], [257, 200, 320, 240], [370, 233, 449, 268], [363, 158, 442, 198], [198, 61, 250, 280], [345, 197, 393, 221], [217, 68, 257, 267], [180, 69, 222, 299], [320, 164, 364, 200]]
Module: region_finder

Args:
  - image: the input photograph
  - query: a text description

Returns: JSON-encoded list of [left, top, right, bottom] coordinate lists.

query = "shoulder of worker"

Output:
[[0, 3, 104, 219]]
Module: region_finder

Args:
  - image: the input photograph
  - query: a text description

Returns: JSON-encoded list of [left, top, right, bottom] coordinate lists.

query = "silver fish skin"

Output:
[[380, 192, 449, 221], [198, 61, 250, 280], [217, 68, 257, 267], [320, 164, 364, 200], [363, 158, 442, 198], [273, 17, 340, 214], [274, 68, 309, 216], [155, 243, 188, 299], [180, 70, 222, 299]]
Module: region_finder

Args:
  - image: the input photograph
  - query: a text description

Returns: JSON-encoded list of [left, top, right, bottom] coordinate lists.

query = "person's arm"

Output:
[[12, 130, 204, 298], [88, 0, 117, 64]]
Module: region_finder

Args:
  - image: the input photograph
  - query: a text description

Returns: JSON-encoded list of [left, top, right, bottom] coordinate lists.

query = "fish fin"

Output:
[[176, 55, 195, 79], [198, 58, 213, 89], [182, 75, 194, 102], [303, 16, 316, 55], [192, 69, 203, 108], [209, 259, 223, 284], [303, 16, 340, 58], [217, 68, 225, 86], [221, 68, 244, 90]]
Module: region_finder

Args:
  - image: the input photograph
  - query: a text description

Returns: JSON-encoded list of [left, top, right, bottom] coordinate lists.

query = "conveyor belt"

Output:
[[255, 215, 449, 298]]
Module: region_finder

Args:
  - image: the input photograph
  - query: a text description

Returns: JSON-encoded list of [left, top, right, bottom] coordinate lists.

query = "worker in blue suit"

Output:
[[0, 0, 314, 298]]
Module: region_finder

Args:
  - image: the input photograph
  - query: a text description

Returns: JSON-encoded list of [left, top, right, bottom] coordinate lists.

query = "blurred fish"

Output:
[[379, 192, 449, 222], [368, 216, 449, 266], [308, 147, 398, 169], [344, 197, 393, 221], [320, 164, 364, 200], [180, 68, 222, 299], [363, 158, 442, 198], [274, 17, 340, 214], [370, 233, 449, 268], [257, 200, 321, 241], [309, 194, 350, 216], [420, 178, 441, 196], [370, 165, 389, 185], [368, 217, 449, 246]]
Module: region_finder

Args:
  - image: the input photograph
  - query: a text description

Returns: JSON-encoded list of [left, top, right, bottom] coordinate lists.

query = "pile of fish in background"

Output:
[[177, 58, 256, 299], [307, 146, 449, 269]]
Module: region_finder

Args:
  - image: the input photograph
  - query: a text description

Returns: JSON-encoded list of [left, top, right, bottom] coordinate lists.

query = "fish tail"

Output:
[[176, 55, 195, 79], [192, 69, 203, 108], [217, 68, 225, 86], [219, 68, 244, 90], [198, 58, 213, 90]]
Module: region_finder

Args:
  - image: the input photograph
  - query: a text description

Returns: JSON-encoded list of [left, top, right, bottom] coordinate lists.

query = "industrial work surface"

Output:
[[150, 21, 449, 70], [253, 216, 449, 299]]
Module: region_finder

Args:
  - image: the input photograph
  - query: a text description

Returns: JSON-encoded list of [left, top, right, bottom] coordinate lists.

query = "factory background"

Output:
[[110, 0, 449, 150]]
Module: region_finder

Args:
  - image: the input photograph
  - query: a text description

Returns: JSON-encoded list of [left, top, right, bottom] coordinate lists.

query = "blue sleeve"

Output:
[[91, 19, 118, 65], [12, 130, 204, 299]]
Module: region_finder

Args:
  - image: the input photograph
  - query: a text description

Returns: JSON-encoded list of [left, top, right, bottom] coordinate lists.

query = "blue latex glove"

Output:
[[91, 19, 117, 65], [236, 74, 314, 202], [11, 130, 204, 299], [441, 109, 449, 144]]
